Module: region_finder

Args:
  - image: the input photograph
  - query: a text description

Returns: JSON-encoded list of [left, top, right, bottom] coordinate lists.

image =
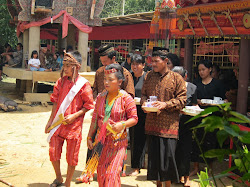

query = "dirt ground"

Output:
[[0, 77, 236, 187]]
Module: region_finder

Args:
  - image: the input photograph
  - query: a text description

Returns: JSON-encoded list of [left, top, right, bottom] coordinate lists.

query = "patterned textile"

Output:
[[149, 6, 160, 50], [49, 134, 81, 166], [92, 66, 135, 99], [149, 4, 176, 51], [161, 0, 176, 9], [179, 0, 199, 7], [39, 50, 46, 68], [12, 50, 23, 66], [141, 70, 186, 139], [50, 75, 94, 140], [92, 90, 138, 186]]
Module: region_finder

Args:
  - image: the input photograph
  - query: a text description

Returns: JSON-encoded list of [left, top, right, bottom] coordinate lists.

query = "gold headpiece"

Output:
[[104, 68, 117, 74]]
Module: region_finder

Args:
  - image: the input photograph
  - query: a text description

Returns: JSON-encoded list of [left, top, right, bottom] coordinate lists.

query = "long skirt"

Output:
[[147, 135, 179, 182], [175, 114, 194, 177], [129, 105, 147, 169], [97, 137, 127, 187]]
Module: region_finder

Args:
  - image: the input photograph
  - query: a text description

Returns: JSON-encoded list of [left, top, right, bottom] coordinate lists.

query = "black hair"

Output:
[[4, 43, 11, 48], [31, 50, 38, 58], [66, 45, 73, 51], [131, 54, 145, 64], [172, 66, 187, 78], [166, 53, 180, 67], [107, 51, 117, 60], [198, 59, 213, 69], [105, 63, 125, 81], [69, 51, 82, 64], [212, 63, 220, 73], [17, 43, 23, 49], [152, 51, 168, 61]]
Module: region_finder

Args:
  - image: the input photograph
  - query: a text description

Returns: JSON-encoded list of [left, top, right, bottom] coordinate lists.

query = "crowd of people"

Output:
[[0, 41, 238, 187], [0, 43, 74, 80], [43, 43, 239, 187]]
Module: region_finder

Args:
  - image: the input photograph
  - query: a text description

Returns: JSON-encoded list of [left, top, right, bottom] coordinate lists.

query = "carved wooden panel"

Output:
[[17, 0, 105, 26]]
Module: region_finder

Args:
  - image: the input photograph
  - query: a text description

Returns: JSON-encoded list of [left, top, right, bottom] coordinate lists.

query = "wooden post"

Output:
[[57, 25, 62, 50], [29, 26, 40, 58], [78, 31, 88, 72], [236, 38, 250, 115], [91, 40, 95, 71], [18, 34, 23, 44], [67, 24, 76, 50], [129, 40, 133, 52], [22, 30, 29, 68], [184, 38, 193, 81]]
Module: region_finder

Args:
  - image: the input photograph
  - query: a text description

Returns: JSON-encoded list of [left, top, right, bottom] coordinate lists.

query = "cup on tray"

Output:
[[213, 97, 223, 104], [145, 96, 157, 107]]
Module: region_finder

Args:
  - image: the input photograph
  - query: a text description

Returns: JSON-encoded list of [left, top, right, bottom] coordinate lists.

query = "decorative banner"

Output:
[[16, 10, 92, 38], [161, 0, 176, 9]]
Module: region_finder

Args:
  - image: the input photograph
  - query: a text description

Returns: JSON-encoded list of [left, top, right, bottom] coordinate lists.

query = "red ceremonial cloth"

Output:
[[88, 23, 151, 40], [16, 10, 92, 38]]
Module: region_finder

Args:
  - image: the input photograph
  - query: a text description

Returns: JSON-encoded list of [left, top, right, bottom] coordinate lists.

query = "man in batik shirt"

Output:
[[92, 43, 135, 98], [141, 47, 187, 187]]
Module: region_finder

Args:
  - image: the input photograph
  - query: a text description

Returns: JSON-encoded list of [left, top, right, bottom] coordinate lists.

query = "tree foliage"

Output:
[[0, 0, 17, 47], [100, 0, 155, 18]]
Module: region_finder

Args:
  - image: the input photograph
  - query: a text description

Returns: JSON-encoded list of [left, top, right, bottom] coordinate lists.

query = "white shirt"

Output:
[[28, 58, 40, 67]]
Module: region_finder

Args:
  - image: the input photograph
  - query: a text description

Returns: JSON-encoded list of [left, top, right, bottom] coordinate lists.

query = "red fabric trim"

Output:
[[16, 10, 92, 38], [88, 23, 151, 40]]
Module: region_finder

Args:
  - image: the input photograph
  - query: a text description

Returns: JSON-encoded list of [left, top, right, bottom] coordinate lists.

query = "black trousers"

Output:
[[129, 105, 147, 169], [147, 135, 179, 182]]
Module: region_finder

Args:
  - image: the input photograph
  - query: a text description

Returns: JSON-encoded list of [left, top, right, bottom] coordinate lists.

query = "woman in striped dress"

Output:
[[87, 64, 138, 187]]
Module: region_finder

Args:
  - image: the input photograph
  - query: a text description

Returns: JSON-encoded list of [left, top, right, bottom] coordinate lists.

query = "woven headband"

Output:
[[99, 47, 115, 56], [63, 52, 80, 66], [104, 68, 117, 74]]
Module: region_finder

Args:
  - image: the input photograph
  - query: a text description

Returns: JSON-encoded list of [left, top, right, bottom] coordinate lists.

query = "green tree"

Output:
[[0, 0, 17, 48], [100, 0, 155, 18]]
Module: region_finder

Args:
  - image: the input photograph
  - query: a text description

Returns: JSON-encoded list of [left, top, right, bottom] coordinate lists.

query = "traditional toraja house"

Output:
[[3, 0, 104, 97], [7, 0, 106, 72]]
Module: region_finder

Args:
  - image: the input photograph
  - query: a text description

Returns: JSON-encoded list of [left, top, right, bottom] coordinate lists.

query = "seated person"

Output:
[[1, 43, 23, 68], [56, 52, 64, 70], [45, 52, 60, 71], [28, 50, 46, 71]]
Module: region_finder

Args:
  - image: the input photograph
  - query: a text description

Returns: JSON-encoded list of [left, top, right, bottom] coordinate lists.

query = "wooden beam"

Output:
[[24, 93, 51, 102], [3, 67, 32, 80]]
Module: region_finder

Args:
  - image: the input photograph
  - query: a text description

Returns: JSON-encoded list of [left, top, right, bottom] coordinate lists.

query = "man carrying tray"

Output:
[[141, 47, 186, 187], [45, 51, 94, 187]]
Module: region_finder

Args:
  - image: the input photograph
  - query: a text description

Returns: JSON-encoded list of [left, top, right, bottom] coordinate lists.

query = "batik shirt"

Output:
[[50, 75, 94, 139], [141, 70, 187, 139], [92, 66, 135, 99]]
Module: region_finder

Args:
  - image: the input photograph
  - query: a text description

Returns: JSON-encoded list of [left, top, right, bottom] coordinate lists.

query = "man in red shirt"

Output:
[[45, 51, 94, 187]]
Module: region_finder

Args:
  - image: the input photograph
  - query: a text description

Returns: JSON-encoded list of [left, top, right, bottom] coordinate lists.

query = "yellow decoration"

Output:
[[177, 0, 250, 15], [47, 114, 67, 132]]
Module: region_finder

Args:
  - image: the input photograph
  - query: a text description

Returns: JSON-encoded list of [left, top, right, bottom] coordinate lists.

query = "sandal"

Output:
[[128, 170, 140, 176], [50, 179, 63, 187]]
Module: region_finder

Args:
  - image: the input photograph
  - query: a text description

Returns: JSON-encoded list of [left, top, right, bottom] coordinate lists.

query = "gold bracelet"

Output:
[[87, 136, 92, 141]]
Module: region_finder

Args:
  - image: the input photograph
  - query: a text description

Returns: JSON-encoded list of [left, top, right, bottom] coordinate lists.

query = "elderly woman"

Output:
[[172, 66, 198, 187], [87, 63, 138, 186], [129, 54, 147, 176]]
